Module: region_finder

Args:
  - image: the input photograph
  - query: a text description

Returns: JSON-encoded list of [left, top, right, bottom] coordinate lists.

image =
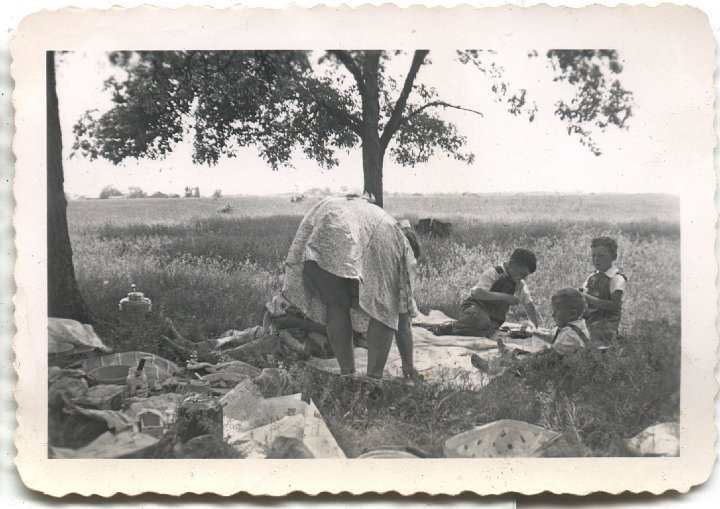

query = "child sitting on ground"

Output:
[[435, 248, 541, 338], [581, 236, 627, 344], [471, 288, 589, 374]]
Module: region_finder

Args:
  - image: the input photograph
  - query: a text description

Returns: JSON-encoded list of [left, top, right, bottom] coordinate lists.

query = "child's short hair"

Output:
[[551, 288, 586, 316], [509, 248, 537, 273], [591, 236, 618, 260]]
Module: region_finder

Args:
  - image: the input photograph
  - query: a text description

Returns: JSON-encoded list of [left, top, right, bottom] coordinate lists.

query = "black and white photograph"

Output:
[[11, 3, 717, 497]]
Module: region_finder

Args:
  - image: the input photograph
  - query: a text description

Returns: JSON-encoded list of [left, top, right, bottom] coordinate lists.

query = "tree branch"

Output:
[[400, 100, 483, 127], [329, 50, 366, 97], [380, 50, 429, 149]]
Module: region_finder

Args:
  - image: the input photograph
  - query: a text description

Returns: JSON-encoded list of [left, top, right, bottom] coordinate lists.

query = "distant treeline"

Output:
[[91, 185, 224, 200]]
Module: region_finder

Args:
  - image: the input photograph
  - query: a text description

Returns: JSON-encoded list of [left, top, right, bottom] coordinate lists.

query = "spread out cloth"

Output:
[[307, 319, 551, 388]]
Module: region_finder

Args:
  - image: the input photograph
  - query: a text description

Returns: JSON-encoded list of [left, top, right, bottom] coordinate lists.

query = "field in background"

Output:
[[70, 192, 678, 226], [67, 193, 681, 456], [69, 193, 680, 335]]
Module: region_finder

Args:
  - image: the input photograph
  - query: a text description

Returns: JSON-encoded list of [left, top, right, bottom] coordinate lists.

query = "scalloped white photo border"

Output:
[[10, 3, 718, 497]]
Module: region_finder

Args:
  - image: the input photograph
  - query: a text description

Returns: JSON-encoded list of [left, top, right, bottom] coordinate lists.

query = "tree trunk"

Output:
[[47, 51, 96, 323], [359, 52, 385, 208], [361, 135, 384, 208]]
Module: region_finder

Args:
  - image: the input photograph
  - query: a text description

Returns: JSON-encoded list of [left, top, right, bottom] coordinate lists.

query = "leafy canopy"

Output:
[[73, 50, 475, 170], [458, 49, 633, 156], [546, 50, 633, 155], [73, 49, 633, 172]]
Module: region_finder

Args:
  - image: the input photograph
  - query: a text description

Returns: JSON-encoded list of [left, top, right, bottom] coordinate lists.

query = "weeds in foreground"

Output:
[[284, 319, 679, 458]]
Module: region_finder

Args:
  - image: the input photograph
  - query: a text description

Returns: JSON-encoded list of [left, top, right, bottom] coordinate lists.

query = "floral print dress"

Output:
[[281, 196, 417, 333]]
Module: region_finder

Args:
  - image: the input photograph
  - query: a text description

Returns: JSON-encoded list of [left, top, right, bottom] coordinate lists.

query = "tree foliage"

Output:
[[458, 49, 633, 156], [73, 50, 634, 206], [73, 51, 476, 174], [546, 50, 633, 155], [458, 49, 539, 122]]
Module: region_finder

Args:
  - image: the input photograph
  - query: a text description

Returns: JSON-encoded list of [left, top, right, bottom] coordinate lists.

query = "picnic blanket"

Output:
[[307, 323, 550, 388], [412, 309, 455, 328]]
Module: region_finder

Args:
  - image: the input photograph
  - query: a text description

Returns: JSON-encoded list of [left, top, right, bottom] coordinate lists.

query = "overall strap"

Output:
[[550, 328, 561, 344], [566, 323, 589, 344]]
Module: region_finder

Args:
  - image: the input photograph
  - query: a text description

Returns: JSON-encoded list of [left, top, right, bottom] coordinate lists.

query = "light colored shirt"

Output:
[[472, 265, 533, 305], [551, 319, 589, 355], [583, 264, 626, 294]]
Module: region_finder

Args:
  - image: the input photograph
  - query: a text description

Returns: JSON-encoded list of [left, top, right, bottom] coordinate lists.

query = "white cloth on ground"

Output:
[[412, 309, 454, 327], [306, 325, 549, 388], [48, 317, 112, 353], [221, 382, 345, 459], [625, 422, 679, 456]]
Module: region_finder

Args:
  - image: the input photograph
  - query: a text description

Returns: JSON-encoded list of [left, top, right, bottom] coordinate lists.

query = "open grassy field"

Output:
[[67, 193, 681, 457]]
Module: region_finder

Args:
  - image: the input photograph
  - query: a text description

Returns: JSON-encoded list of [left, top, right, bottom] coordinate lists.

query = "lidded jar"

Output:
[[119, 284, 152, 324]]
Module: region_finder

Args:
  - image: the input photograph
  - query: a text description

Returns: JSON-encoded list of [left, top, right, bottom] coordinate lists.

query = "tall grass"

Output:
[[66, 194, 681, 456], [416, 223, 679, 333], [287, 319, 680, 457]]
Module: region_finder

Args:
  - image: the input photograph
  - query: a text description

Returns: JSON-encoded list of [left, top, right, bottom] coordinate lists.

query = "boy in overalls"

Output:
[[581, 236, 627, 344], [435, 248, 541, 338], [471, 288, 589, 374]]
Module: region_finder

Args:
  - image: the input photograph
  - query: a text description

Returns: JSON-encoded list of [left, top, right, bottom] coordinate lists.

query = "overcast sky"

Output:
[[55, 47, 703, 198]]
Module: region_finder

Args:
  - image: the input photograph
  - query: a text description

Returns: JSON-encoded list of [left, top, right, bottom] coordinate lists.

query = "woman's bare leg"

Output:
[[304, 261, 355, 375], [395, 313, 415, 377], [366, 318, 395, 379]]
